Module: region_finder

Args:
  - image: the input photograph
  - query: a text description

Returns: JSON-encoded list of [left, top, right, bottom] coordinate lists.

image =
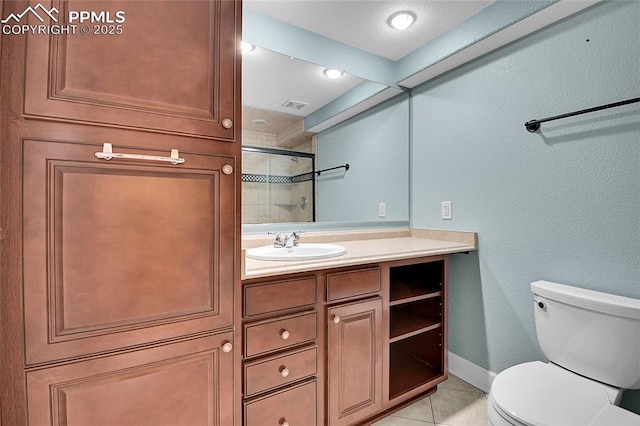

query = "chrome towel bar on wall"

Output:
[[525, 96, 640, 132], [94, 143, 186, 164]]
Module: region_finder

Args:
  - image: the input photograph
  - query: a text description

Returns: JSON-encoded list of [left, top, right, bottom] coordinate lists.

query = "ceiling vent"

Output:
[[282, 99, 309, 110]]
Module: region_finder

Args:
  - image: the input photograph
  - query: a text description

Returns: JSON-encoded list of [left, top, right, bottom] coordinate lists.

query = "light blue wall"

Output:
[[316, 93, 410, 222], [410, 0, 640, 375]]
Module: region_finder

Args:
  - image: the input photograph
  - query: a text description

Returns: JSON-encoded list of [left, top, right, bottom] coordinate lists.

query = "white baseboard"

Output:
[[448, 351, 497, 393]]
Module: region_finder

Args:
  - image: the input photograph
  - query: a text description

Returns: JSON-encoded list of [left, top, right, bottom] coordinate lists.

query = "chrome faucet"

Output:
[[273, 232, 301, 249]]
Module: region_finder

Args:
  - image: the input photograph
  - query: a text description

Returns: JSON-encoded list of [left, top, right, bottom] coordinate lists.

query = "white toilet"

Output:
[[487, 280, 640, 426]]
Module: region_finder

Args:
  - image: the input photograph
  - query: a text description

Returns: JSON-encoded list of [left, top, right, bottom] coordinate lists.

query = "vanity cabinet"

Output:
[[1, 0, 242, 424], [241, 257, 448, 425]]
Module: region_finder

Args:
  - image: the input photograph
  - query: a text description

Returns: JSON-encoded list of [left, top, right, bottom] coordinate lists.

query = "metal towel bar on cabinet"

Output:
[[94, 143, 186, 164]]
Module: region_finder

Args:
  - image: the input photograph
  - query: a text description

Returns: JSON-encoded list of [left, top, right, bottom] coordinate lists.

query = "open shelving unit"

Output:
[[388, 259, 446, 400]]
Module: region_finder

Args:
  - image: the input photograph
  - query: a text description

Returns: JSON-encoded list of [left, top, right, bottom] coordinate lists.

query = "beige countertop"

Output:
[[242, 228, 477, 280]]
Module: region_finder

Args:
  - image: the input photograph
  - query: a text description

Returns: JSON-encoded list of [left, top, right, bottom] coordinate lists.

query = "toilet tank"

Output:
[[531, 280, 640, 390]]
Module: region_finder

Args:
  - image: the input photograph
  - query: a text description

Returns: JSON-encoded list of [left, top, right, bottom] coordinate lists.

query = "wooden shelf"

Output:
[[389, 344, 442, 400], [389, 298, 442, 340], [389, 322, 441, 343], [390, 283, 441, 306]]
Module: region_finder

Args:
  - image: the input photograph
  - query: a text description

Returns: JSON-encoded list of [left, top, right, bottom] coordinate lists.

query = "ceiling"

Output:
[[243, 0, 494, 61]]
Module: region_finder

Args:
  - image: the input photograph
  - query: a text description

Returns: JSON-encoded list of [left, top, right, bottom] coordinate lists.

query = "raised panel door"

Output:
[[22, 139, 236, 365], [327, 297, 383, 426], [26, 331, 235, 425], [23, 0, 239, 140]]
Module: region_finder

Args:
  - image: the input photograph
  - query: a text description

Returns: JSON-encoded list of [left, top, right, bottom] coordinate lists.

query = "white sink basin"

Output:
[[246, 243, 347, 261]]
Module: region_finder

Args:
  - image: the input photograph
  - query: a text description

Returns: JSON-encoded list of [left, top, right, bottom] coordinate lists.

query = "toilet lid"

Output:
[[490, 361, 612, 426]]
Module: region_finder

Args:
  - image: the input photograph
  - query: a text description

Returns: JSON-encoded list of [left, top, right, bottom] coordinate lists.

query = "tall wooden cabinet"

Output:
[[0, 1, 242, 425]]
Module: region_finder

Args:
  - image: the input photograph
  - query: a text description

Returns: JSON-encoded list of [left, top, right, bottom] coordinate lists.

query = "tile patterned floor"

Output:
[[373, 375, 488, 426]]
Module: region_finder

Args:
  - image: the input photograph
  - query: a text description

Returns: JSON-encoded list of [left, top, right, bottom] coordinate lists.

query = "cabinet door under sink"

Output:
[[327, 297, 383, 426]]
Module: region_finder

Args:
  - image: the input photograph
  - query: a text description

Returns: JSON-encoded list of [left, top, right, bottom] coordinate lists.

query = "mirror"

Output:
[[241, 7, 410, 234], [242, 145, 316, 225]]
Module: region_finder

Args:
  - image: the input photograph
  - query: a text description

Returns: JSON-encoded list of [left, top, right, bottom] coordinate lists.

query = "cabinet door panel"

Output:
[[24, 0, 238, 140], [328, 298, 383, 426], [23, 140, 235, 364], [27, 331, 235, 426]]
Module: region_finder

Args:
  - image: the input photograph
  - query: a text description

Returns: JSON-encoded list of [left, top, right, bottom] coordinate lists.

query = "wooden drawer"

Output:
[[244, 346, 317, 397], [244, 312, 317, 358], [244, 380, 317, 426], [244, 276, 317, 318], [327, 267, 382, 302]]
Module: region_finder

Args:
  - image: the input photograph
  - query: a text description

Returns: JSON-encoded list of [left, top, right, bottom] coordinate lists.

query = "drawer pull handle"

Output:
[[221, 341, 233, 353], [222, 118, 233, 129], [280, 420, 289, 426], [332, 315, 341, 324], [279, 366, 290, 378], [280, 329, 290, 340]]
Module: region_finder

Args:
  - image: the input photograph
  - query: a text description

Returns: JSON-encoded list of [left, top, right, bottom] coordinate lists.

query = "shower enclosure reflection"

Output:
[[242, 146, 315, 224]]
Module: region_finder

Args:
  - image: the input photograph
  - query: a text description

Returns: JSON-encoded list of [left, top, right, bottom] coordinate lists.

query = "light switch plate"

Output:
[[441, 201, 452, 220]]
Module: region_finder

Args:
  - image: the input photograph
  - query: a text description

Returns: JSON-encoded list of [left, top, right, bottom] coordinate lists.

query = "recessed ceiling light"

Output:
[[388, 11, 416, 31], [241, 41, 255, 53], [323, 68, 343, 79]]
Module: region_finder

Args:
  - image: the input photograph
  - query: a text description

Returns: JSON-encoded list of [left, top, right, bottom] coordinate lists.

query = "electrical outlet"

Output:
[[441, 201, 452, 220], [379, 202, 386, 218]]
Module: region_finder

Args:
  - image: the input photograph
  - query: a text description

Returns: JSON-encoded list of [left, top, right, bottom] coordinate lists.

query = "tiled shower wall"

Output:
[[242, 129, 315, 224]]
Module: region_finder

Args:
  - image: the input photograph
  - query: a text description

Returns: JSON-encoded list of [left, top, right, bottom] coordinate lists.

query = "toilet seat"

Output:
[[489, 361, 617, 426], [589, 403, 640, 425]]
